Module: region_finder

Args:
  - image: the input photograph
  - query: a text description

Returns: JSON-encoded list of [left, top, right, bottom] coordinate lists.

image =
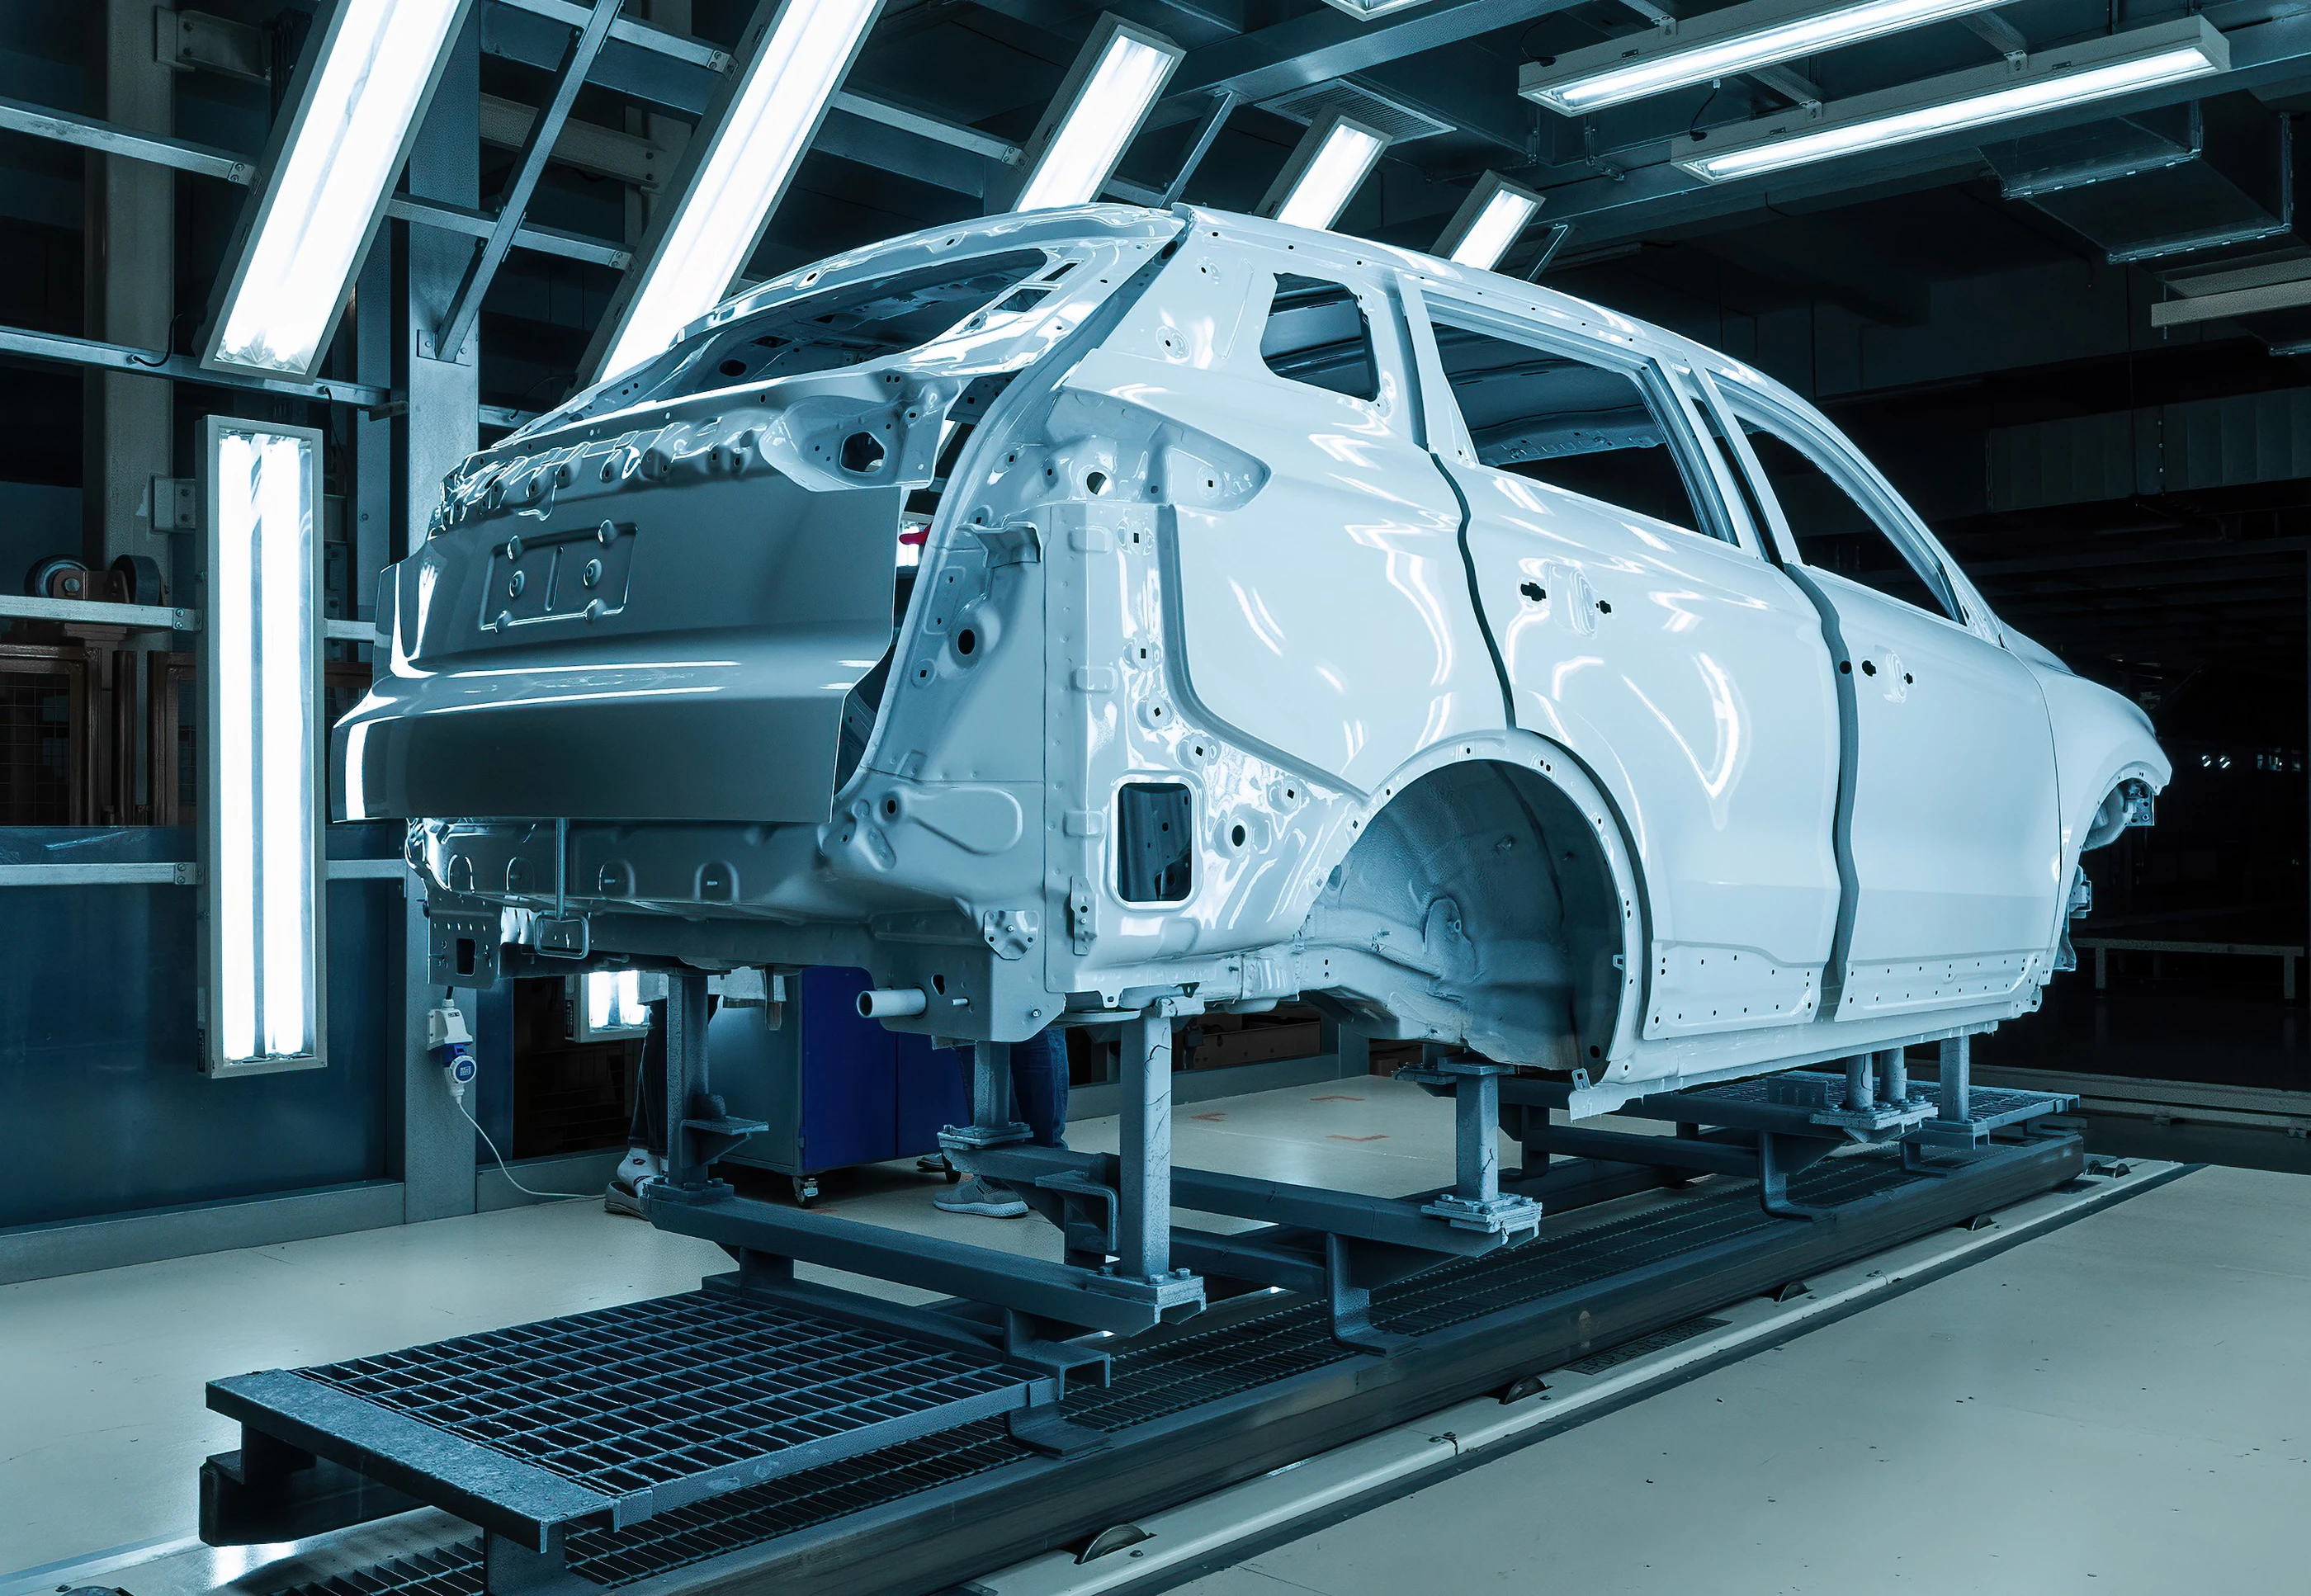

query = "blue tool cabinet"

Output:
[[712, 966, 967, 1202]]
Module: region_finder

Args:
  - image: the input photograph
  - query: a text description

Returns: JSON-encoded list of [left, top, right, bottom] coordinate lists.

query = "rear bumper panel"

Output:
[[336, 474, 902, 824]]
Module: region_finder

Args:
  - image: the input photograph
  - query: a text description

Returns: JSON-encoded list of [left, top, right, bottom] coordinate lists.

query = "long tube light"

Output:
[[1523, 0, 2011, 116], [202, 418, 327, 1078], [1013, 15, 1184, 211], [205, 0, 470, 378], [1262, 111, 1387, 232], [593, 0, 884, 380], [1673, 17, 2228, 184], [1433, 173, 1546, 271]]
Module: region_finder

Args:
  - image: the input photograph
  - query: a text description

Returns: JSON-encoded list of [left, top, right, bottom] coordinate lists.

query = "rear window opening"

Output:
[[543, 251, 1051, 427], [1261, 275, 1379, 401], [679, 251, 1048, 390]]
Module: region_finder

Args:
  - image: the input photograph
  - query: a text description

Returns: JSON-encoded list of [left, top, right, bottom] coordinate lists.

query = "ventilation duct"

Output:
[[1257, 78, 1453, 144], [1985, 94, 2293, 264]]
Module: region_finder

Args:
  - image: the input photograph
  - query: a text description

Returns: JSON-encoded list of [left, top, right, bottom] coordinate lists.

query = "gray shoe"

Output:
[[604, 1175, 648, 1218], [934, 1175, 1028, 1217]]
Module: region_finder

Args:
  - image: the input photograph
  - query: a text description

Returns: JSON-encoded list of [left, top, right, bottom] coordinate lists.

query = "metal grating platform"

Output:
[[210, 1291, 1051, 1546]]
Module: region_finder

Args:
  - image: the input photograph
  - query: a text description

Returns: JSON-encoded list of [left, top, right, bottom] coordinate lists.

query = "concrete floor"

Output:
[[2, 1080, 2304, 1594], [1179, 1163, 2311, 1596]]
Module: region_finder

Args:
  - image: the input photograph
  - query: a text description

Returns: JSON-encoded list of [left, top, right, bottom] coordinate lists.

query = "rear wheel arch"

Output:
[[1293, 734, 1649, 1073]]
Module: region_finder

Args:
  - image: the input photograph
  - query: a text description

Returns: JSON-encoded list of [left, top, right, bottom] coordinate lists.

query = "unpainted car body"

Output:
[[338, 204, 2167, 1110]]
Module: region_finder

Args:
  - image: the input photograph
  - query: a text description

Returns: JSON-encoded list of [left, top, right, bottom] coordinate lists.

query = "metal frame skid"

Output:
[[1467, 1034, 2077, 1218]]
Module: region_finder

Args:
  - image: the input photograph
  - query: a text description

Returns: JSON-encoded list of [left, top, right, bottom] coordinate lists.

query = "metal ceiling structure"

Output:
[[8, 0, 2311, 694]]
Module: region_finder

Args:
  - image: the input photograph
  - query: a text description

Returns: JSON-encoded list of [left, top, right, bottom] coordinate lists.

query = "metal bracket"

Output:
[[428, 908, 503, 986]]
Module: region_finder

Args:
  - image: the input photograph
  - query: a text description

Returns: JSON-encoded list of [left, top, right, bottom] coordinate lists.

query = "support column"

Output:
[[1416, 1059, 1542, 1235], [1876, 1046, 1909, 1105], [1117, 1003, 1177, 1282], [972, 1041, 1014, 1132], [664, 972, 714, 1188], [394, 18, 483, 1223], [83, 0, 176, 824], [82, 0, 174, 581], [1844, 1052, 1874, 1112], [1938, 1035, 1971, 1123]]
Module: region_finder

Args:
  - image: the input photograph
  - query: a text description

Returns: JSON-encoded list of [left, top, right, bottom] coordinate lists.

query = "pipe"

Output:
[[858, 986, 929, 1018]]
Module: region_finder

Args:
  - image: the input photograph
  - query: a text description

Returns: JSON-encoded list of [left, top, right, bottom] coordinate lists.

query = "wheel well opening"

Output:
[[1296, 759, 1625, 1069]]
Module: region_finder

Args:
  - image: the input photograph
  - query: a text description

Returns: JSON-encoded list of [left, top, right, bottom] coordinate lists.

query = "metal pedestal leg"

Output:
[[1415, 1060, 1544, 1237], [653, 973, 763, 1204], [945, 1041, 1031, 1150], [1844, 1053, 1874, 1112], [665, 973, 713, 1189], [1118, 1002, 1178, 1282], [1877, 1047, 1909, 1105], [1939, 1035, 1970, 1121]]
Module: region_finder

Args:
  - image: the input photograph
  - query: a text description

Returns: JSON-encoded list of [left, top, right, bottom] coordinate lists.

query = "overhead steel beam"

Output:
[[0, 90, 629, 267], [1161, 0, 1581, 112], [0, 323, 387, 408], [1161, 87, 1239, 204], [382, 195, 631, 269], [0, 92, 251, 182], [438, 0, 624, 361], [494, 0, 730, 68], [484, 0, 1022, 175]]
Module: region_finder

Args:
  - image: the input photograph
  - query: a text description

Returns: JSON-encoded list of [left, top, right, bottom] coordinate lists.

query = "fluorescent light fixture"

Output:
[[1523, 0, 2011, 116], [1672, 17, 2228, 183], [1013, 16, 1184, 211], [1261, 111, 1387, 232], [593, 0, 885, 380], [205, 0, 470, 378], [1434, 173, 1546, 270], [202, 418, 326, 1077]]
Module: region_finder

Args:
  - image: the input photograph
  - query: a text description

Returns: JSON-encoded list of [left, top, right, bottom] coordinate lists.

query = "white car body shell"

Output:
[[338, 204, 2167, 1114]]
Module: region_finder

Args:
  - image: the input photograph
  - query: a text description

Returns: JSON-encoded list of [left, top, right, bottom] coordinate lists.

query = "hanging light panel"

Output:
[[202, 418, 327, 1076]]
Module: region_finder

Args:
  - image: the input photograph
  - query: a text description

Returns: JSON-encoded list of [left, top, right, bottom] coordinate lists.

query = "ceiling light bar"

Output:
[[1261, 111, 1387, 232], [1433, 173, 1546, 271], [593, 0, 884, 381], [1523, 0, 2015, 116], [204, 0, 470, 378], [202, 418, 327, 1078], [1673, 17, 2227, 184], [1012, 15, 1184, 212]]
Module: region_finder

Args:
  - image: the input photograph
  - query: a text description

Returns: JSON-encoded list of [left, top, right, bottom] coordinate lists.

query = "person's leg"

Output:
[[607, 999, 669, 1216], [1009, 1027, 1070, 1150]]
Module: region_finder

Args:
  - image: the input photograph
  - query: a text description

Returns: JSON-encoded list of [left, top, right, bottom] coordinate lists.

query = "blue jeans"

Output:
[[1007, 1026, 1070, 1150]]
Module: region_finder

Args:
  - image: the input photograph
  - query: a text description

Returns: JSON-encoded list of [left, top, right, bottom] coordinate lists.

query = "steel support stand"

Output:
[[1876, 1046, 1909, 1104], [1939, 1035, 1971, 1121], [1118, 1003, 1179, 1282], [944, 1040, 1032, 1151], [1844, 1052, 1874, 1112], [1406, 1057, 1545, 1237]]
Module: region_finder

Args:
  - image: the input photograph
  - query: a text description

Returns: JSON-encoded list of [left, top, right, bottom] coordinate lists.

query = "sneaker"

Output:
[[605, 1148, 662, 1218], [933, 1175, 1028, 1218]]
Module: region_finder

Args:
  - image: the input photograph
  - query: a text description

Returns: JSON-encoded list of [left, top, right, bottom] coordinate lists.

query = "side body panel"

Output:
[[1405, 290, 1843, 1041], [1798, 569, 2064, 1016], [1055, 238, 1506, 796]]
